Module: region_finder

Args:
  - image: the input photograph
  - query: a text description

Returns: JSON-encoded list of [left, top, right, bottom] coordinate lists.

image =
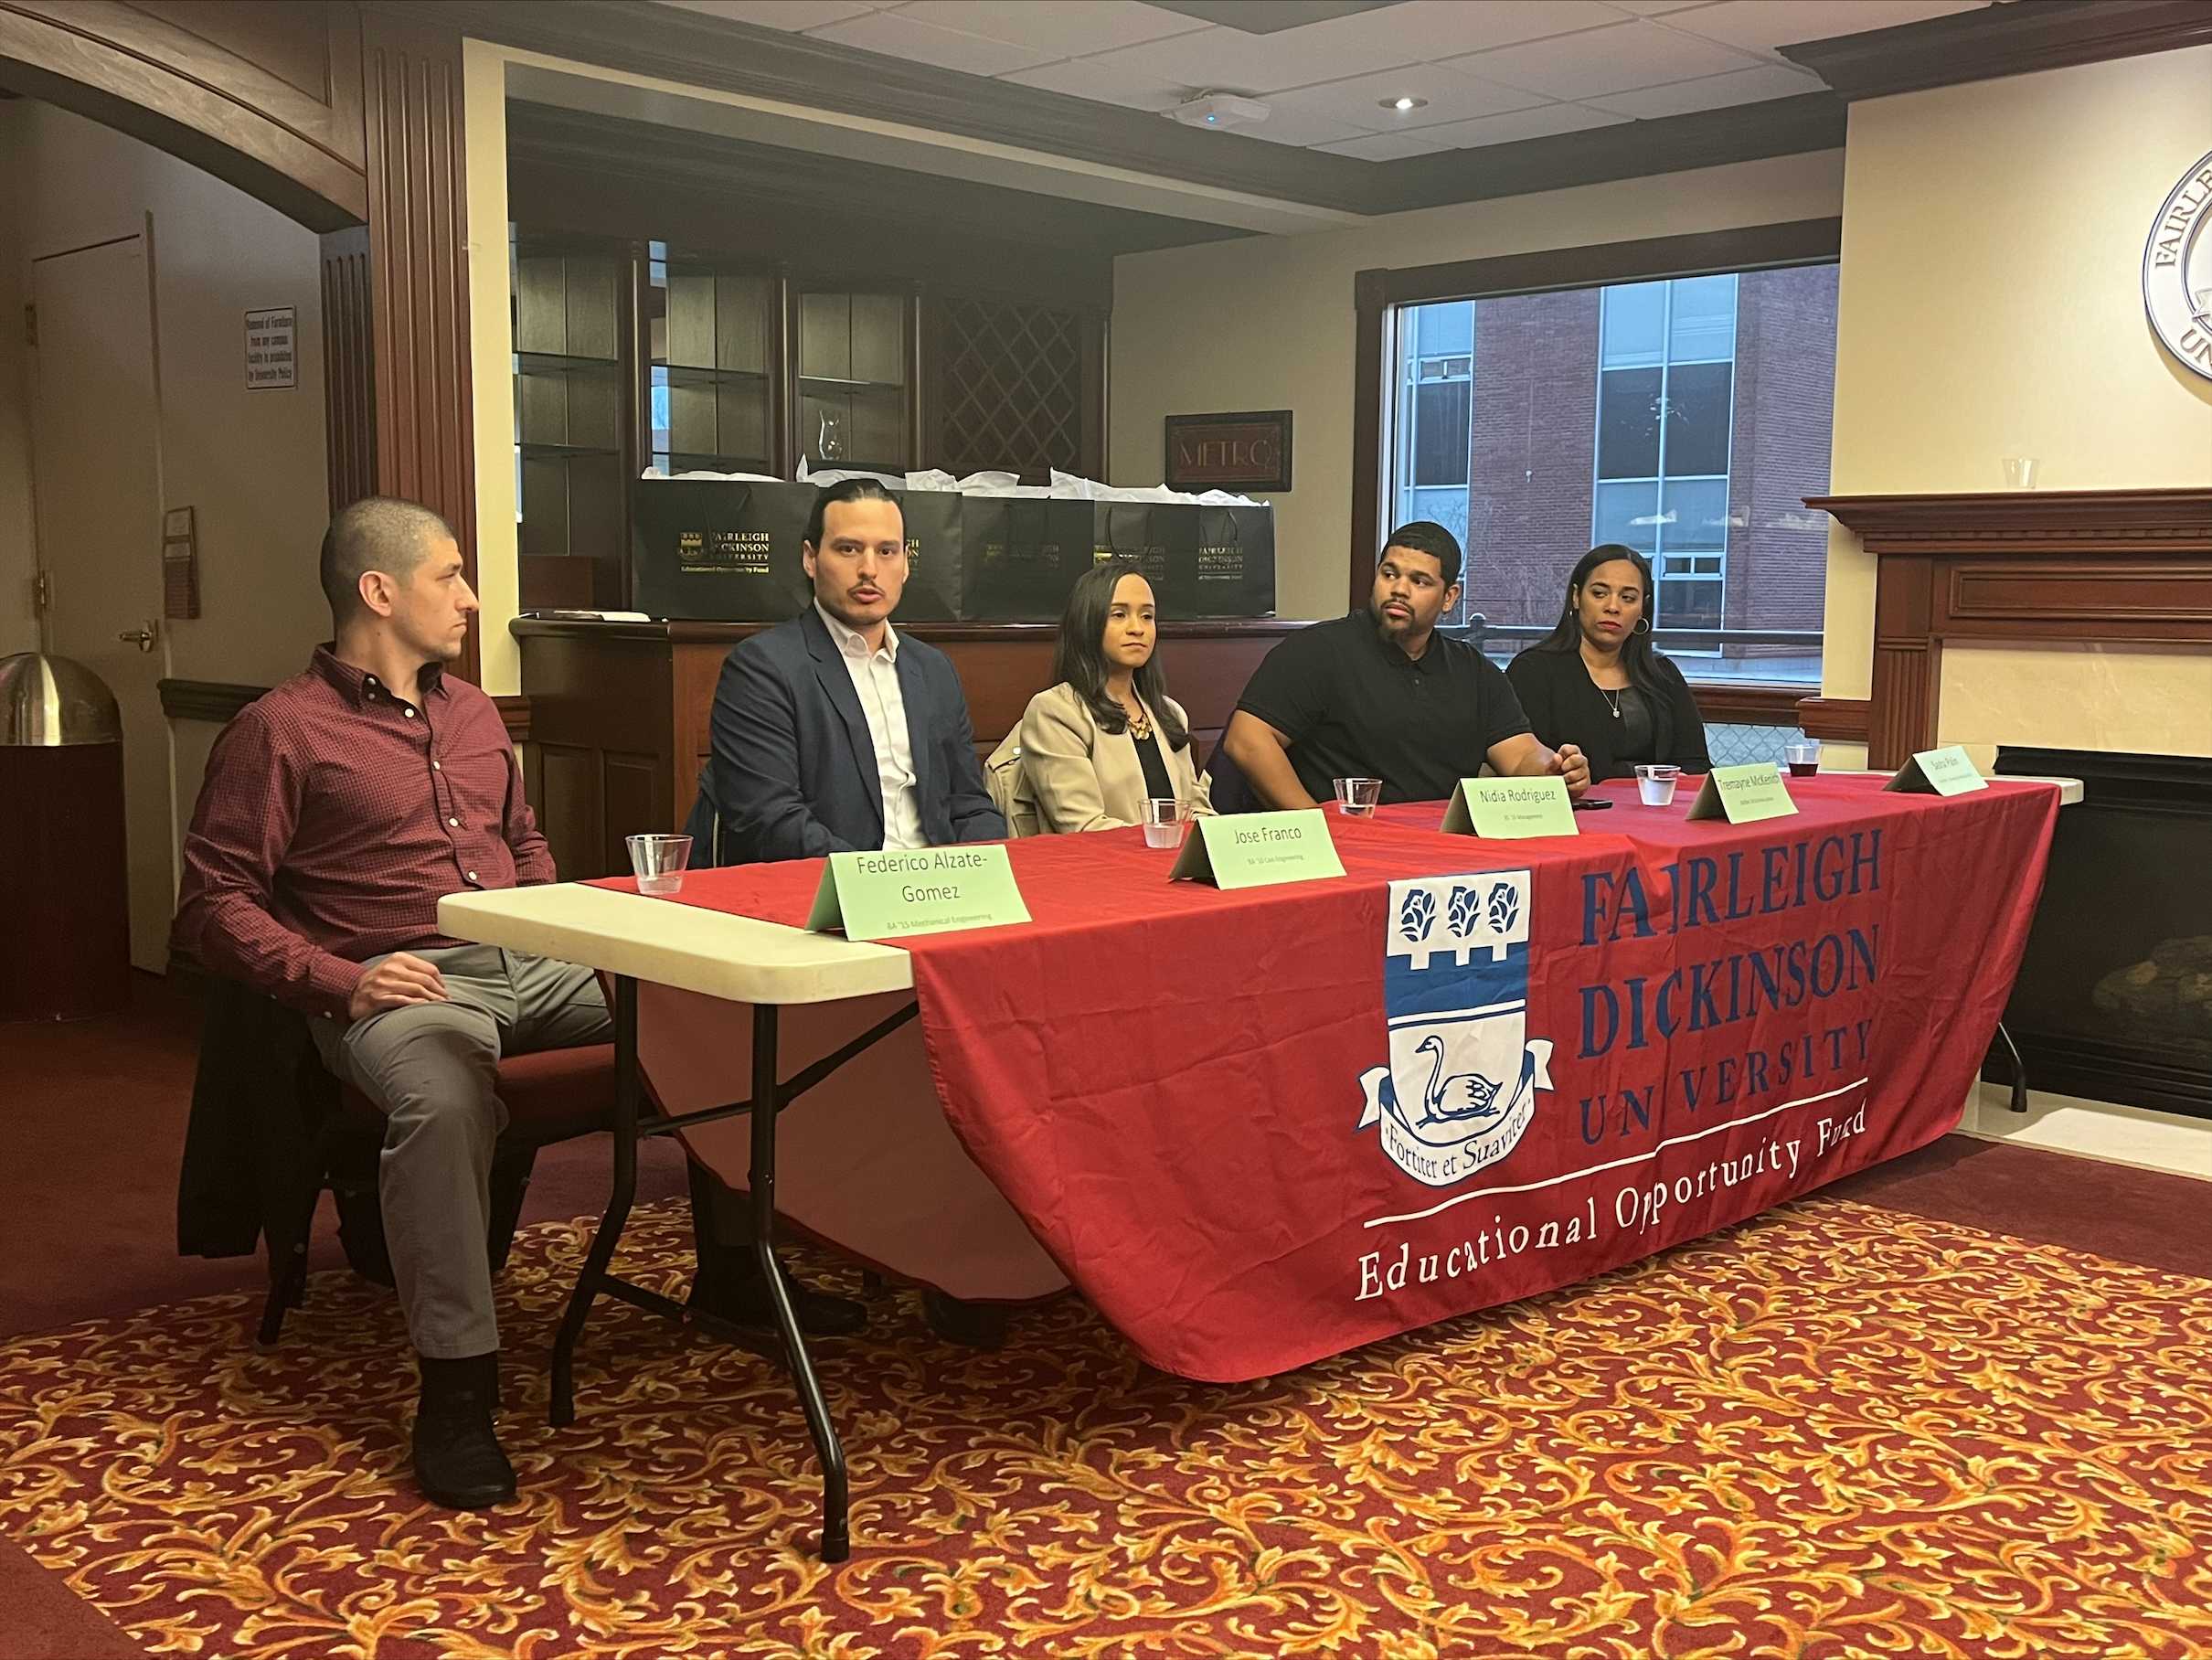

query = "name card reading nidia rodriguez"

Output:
[[806, 846, 1031, 942], [1170, 808, 1345, 889]]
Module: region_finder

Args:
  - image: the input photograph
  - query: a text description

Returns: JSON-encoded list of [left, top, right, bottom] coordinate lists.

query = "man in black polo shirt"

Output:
[[1223, 521, 1590, 807]]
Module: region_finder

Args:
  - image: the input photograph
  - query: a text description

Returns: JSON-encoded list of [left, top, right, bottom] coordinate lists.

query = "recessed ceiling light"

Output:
[[1383, 95, 1428, 112]]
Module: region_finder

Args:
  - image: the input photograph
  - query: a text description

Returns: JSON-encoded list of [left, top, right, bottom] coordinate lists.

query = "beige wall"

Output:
[[1110, 150, 1846, 621], [1, 100, 329, 871], [1823, 45, 2212, 760]]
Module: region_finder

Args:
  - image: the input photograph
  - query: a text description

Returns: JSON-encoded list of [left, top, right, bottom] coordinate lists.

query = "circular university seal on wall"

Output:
[[2144, 148, 2212, 381]]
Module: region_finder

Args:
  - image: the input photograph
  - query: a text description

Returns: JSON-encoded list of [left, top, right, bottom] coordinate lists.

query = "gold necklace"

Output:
[[1126, 698, 1154, 740]]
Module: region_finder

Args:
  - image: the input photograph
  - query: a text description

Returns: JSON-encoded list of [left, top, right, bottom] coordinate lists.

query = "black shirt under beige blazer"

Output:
[[1505, 644, 1712, 783], [1008, 682, 1213, 835]]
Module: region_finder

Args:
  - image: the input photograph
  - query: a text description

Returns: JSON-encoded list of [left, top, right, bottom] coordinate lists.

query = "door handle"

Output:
[[119, 623, 157, 653]]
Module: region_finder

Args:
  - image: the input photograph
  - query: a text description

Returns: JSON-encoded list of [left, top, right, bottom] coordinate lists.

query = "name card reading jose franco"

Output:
[[1171, 808, 1345, 889], [806, 846, 1031, 942]]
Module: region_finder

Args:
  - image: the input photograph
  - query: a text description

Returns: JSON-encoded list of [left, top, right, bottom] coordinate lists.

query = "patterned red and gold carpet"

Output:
[[3, 1194, 2208, 1660]]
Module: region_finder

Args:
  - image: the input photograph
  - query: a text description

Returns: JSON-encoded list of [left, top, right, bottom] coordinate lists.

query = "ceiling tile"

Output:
[[1582, 60, 1824, 118], [1442, 17, 1765, 100], [1661, 0, 1989, 57], [804, 5, 1062, 72], [1346, 0, 1626, 59], [885, 1, 1210, 56], [1233, 106, 1382, 147], [1077, 15, 1422, 97], [655, 0, 888, 28], [1311, 126, 1464, 162], [1314, 101, 1624, 159], [995, 55, 1190, 110], [1261, 61, 1547, 132]]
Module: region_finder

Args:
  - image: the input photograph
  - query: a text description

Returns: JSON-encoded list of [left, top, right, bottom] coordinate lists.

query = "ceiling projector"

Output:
[[1165, 92, 1271, 130]]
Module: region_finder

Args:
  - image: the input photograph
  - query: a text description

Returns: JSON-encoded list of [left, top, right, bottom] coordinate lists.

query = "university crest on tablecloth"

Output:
[[1357, 869, 1554, 1187]]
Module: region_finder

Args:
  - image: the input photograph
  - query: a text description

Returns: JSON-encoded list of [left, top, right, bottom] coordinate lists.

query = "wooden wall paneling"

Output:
[[671, 641, 725, 831], [1688, 682, 1814, 726], [319, 222, 376, 514], [1794, 697, 1871, 745], [1947, 563, 2212, 634], [157, 678, 265, 723], [517, 627, 675, 878], [1869, 554, 1940, 769], [0, 0, 367, 229], [1815, 490, 2212, 768], [1348, 269, 1388, 613], [358, 2, 477, 680]]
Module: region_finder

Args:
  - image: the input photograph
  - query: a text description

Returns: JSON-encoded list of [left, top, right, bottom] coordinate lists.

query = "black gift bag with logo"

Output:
[[888, 488, 962, 622], [962, 498, 1091, 621], [633, 479, 815, 621], [1192, 503, 1276, 619]]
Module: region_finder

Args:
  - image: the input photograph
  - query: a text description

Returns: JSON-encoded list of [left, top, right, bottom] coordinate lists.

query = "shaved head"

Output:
[[320, 496, 455, 623]]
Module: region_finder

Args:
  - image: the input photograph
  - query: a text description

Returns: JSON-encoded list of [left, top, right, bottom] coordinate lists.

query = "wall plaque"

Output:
[[2144, 147, 2212, 382], [1164, 410, 1292, 493]]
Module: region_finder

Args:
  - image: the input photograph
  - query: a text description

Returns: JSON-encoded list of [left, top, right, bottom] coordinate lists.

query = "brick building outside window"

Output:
[[1390, 263, 1837, 684]]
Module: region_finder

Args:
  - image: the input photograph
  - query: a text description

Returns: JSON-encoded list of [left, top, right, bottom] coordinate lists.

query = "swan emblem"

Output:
[[1409, 1033, 1505, 1125]]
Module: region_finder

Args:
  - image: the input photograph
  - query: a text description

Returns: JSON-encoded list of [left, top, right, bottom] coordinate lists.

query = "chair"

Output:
[[174, 977, 618, 1345], [1199, 738, 1260, 814], [254, 1038, 618, 1344]]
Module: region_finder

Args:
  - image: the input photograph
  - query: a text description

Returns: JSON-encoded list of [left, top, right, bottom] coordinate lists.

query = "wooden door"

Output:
[[30, 232, 173, 972]]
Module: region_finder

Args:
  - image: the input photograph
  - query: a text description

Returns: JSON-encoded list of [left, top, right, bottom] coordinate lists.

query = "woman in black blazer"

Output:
[[1506, 544, 1711, 783]]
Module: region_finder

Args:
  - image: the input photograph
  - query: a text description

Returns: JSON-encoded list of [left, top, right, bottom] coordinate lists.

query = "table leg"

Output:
[[750, 1001, 851, 1562], [549, 974, 641, 1428], [1995, 1022, 2030, 1114]]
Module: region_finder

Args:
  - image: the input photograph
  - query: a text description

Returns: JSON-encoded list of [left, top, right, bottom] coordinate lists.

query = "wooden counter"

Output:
[[514, 615, 1307, 879]]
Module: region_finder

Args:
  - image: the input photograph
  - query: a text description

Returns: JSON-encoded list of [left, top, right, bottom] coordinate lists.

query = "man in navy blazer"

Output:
[[683, 477, 1011, 1346], [685, 479, 1004, 863]]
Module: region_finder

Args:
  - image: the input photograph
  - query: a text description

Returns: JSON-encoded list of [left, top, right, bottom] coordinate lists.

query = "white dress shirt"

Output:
[[815, 601, 927, 850]]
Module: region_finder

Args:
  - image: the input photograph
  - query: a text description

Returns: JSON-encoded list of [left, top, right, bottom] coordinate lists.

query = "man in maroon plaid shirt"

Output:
[[174, 498, 859, 1511]]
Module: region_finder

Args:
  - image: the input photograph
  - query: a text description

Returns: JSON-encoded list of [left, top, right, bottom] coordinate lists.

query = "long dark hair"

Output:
[[1053, 560, 1189, 751], [1536, 543, 1671, 706]]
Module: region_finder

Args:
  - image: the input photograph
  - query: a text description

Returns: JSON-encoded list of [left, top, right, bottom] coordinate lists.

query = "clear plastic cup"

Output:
[[1784, 740, 1820, 779], [1143, 798, 1186, 849], [627, 833, 692, 895], [1333, 777, 1382, 816], [1635, 764, 1681, 807]]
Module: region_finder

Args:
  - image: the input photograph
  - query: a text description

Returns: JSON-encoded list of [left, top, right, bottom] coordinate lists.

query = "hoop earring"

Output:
[[1634, 617, 1652, 634]]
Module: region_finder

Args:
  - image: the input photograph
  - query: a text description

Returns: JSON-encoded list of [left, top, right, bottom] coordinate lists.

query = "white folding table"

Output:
[[438, 883, 914, 1561]]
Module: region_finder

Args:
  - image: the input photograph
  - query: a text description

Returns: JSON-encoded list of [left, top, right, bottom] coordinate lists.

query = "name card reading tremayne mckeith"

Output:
[[1169, 809, 1345, 889], [805, 846, 1030, 942], [1685, 762, 1799, 825], [1439, 776, 1579, 839], [1884, 745, 1988, 797]]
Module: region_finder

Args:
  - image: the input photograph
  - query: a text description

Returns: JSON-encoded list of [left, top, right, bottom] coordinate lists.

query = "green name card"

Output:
[[1169, 808, 1345, 889], [1884, 744, 1988, 797], [804, 845, 1030, 942], [1686, 762, 1799, 825], [1439, 775, 1579, 839]]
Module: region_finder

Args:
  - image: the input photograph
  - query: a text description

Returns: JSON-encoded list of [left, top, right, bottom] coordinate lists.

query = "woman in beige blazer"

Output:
[[1007, 563, 1213, 835]]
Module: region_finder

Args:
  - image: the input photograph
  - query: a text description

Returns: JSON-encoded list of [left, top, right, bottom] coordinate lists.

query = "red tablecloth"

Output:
[[598, 775, 2059, 1381]]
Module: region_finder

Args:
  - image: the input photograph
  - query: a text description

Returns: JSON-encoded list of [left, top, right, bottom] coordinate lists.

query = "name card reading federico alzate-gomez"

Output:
[[1170, 809, 1345, 889], [806, 846, 1030, 942], [1440, 776, 1578, 838], [1686, 761, 1799, 825]]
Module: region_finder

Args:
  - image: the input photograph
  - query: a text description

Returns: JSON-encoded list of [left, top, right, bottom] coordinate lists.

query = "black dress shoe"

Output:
[[689, 1256, 867, 1337], [413, 1352, 516, 1511], [923, 1291, 1011, 1352]]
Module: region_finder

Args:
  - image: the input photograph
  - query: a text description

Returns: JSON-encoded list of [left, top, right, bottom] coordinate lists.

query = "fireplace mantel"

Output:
[[1809, 488, 2212, 766]]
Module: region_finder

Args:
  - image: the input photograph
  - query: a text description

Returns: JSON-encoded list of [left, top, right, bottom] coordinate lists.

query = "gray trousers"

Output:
[[312, 944, 611, 1358]]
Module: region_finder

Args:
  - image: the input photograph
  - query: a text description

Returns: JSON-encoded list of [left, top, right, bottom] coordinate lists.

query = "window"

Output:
[[1384, 261, 1837, 684]]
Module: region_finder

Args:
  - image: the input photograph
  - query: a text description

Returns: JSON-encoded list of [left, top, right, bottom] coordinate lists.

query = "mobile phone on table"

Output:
[[1572, 798, 1613, 811]]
